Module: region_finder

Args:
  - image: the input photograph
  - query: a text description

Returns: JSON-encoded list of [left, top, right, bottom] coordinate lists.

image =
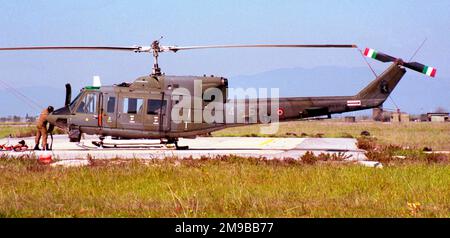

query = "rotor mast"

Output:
[[151, 39, 162, 76]]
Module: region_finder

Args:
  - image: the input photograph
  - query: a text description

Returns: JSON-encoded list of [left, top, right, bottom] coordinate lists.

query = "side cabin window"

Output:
[[147, 99, 167, 115], [107, 97, 116, 113], [123, 98, 143, 114], [77, 93, 97, 114]]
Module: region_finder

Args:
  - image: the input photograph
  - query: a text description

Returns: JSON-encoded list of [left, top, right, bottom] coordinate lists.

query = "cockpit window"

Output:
[[77, 93, 97, 114]]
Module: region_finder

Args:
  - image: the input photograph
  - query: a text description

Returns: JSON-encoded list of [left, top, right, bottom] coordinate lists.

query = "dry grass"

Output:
[[357, 136, 450, 165], [213, 121, 450, 150], [0, 156, 449, 218]]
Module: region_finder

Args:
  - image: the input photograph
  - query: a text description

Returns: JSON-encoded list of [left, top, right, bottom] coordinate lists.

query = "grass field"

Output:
[[0, 124, 36, 138], [0, 123, 65, 139], [213, 121, 450, 150], [0, 157, 449, 218], [1, 121, 449, 218]]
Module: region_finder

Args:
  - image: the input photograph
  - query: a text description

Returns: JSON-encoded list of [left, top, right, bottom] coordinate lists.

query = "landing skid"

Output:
[[161, 138, 189, 150], [83, 137, 189, 150], [174, 144, 189, 150], [76, 141, 165, 150]]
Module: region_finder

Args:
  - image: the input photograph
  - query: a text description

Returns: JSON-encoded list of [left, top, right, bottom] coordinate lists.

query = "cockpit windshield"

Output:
[[69, 92, 82, 111]]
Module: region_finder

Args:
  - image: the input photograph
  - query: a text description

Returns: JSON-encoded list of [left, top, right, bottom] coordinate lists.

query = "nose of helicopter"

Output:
[[46, 112, 57, 126], [47, 106, 70, 129]]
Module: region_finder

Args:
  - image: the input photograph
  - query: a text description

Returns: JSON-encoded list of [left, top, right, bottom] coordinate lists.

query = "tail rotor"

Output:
[[363, 48, 436, 77]]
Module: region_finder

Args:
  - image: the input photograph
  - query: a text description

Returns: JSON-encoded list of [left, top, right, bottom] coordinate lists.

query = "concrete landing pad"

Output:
[[0, 135, 367, 161]]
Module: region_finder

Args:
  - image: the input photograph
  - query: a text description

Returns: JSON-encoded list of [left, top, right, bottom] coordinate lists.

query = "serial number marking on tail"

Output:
[[347, 100, 361, 107]]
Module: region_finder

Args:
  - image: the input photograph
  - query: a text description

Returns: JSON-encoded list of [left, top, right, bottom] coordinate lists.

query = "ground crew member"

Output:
[[34, 106, 54, 150]]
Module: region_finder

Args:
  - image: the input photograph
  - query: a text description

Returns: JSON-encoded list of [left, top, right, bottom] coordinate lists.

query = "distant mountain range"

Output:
[[1, 66, 448, 117]]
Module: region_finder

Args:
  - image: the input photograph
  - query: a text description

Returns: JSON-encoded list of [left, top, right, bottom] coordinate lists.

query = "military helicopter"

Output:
[[0, 40, 436, 149]]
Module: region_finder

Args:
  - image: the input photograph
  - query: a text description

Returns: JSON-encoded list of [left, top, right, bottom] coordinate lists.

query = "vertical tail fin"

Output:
[[355, 63, 406, 102]]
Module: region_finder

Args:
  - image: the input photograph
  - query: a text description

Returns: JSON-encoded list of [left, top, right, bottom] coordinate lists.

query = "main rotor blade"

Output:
[[0, 46, 145, 52], [161, 44, 357, 52]]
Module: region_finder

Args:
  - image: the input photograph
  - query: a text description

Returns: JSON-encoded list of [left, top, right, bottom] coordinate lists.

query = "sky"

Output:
[[0, 0, 449, 115]]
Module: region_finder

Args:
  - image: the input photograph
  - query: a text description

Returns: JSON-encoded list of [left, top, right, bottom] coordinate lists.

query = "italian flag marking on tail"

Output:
[[363, 48, 377, 59], [423, 66, 437, 77]]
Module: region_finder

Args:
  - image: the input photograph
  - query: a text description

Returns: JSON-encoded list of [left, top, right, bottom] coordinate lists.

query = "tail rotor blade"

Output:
[[363, 48, 396, 62], [404, 62, 437, 77], [403, 62, 425, 74], [375, 52, 397, 63]]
